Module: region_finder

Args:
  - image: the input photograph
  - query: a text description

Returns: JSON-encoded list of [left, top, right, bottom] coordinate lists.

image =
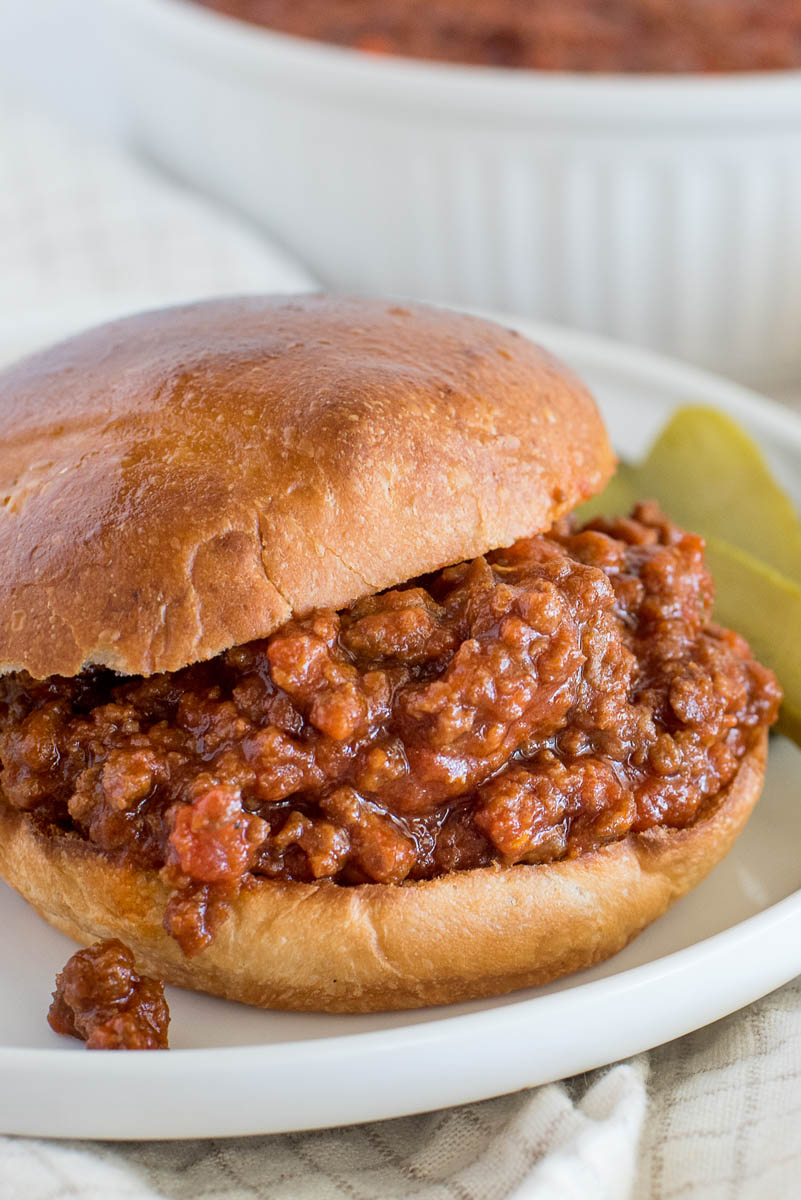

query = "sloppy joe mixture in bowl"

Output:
[[190, 0, 801, 73], [104, 0, 801, 384]]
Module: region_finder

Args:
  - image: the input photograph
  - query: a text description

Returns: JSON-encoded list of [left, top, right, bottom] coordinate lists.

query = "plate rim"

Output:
[[4, 872, 801, 1071]]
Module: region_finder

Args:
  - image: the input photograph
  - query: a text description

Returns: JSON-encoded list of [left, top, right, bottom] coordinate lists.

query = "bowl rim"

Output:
[[107, 0, 801, 125]]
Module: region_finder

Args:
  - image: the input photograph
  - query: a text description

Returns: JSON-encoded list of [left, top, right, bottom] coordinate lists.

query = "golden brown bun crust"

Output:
[[0, 296, 613, 678], [0, 732, 766, 1012]]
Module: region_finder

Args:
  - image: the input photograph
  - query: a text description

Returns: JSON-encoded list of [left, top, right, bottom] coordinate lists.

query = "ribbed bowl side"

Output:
[[109, 3, 801, 385]]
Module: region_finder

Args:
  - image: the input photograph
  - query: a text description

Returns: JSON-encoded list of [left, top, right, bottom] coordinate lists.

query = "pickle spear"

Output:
[[578, 407, 801, 742], [640, 406, 801, 585], [704, 537, 801, 744]]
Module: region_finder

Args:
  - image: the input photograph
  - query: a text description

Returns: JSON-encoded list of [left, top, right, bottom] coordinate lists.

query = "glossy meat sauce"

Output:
[[0, 505, 780, 954], [48, 939, 169, 1049]]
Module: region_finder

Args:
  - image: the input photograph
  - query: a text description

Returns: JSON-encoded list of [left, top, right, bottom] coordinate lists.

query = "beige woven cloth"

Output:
[[4, 978, 801, 1199], [1, 99, 801, 1200]]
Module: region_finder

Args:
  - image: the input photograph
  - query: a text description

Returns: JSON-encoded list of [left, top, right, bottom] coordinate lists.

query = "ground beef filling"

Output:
[[48, 940, 170, 1050], [194, 0, 801, 74], [0, 504, 780, 955]]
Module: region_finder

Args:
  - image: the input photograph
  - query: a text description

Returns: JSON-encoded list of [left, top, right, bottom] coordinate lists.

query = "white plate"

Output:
[[2, 318, 801, 1141]]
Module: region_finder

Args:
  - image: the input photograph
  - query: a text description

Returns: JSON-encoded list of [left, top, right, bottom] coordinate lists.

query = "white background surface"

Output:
[[0, 0, 119, 137]]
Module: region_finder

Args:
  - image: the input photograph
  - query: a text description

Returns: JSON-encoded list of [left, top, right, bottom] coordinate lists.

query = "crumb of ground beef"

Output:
[[48, 939, 169, 1050]]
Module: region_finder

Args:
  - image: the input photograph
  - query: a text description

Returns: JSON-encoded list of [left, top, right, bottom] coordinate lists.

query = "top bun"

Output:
[[0, 296, 614, 679]]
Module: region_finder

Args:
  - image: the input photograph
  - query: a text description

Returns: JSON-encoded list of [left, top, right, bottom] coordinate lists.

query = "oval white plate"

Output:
[[2, 317, 801, 1140]]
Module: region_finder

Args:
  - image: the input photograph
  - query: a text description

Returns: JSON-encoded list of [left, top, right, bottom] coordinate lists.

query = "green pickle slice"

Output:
[[578, 406, 801, 743], [704, 538, 801, 744], [640, 406, 801, 585]]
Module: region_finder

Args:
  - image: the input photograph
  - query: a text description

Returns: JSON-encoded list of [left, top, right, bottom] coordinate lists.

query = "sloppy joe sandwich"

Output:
[[0, 296, 780, 1012]]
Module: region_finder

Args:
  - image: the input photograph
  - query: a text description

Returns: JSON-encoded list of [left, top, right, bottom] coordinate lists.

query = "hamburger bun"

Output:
[[0, 295, 613, 679], [0, 296, 773, 1014]]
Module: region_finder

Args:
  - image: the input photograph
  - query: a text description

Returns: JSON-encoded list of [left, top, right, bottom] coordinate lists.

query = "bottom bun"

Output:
[[0, 732, 767, 1013]]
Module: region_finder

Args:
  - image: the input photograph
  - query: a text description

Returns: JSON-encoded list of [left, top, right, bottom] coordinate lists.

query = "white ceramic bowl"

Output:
[[105, 0, 801, 384]]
